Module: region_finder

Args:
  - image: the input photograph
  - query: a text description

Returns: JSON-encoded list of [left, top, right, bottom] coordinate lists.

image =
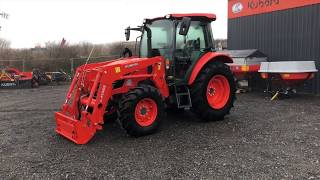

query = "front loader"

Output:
[[55, 13, 236, 144]]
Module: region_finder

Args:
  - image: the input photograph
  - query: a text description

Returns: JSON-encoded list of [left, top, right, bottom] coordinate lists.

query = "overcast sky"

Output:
[[0, 0, 228, 49]]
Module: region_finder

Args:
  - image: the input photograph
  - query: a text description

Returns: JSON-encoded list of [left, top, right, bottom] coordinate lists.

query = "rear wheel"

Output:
[[190, 61, 235, 121], [118, 85, 164, 137]]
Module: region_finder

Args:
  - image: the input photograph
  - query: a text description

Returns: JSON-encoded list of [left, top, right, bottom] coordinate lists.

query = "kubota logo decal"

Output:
[[248, 0, 280, 10], [0, 82, 16, 87], [124, 63, 138, 69], [99, 85, 106, 103], [232, 2, 244, 13]]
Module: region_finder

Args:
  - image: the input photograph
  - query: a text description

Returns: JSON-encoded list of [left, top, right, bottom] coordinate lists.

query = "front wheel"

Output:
[[118, 85, 164, 137], [190, 61, 236, 121]]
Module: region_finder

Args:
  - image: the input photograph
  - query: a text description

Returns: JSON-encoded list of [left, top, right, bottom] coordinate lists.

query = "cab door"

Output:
[[174, 21, 213, 80]]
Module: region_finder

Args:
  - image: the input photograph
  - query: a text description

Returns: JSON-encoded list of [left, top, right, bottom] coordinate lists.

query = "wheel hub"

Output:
[[135, 98, 158, 127], [140, 107, 147, 115], [208, 87, 216, 96], [206, 75, 230, 109]]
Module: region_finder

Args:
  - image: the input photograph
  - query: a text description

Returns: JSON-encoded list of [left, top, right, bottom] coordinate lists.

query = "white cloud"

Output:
[[0, 0, 227, 48]]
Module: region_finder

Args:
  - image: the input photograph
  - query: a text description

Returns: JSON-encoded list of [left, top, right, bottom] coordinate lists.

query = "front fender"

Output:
[[187, 52, 233, 85]]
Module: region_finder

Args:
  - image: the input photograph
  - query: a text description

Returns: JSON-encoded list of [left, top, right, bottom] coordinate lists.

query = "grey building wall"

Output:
[[228, 4, 320, 94]]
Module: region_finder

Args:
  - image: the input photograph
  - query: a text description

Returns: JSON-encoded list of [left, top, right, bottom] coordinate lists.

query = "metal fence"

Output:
[[0, 55, 119, 74]]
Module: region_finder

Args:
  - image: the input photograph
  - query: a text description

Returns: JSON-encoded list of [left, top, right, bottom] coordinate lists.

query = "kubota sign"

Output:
[[228, 0, 320, 18]]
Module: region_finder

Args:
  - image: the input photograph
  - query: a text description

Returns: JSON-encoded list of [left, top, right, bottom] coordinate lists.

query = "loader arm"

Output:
[[55, 56, 168, 144]]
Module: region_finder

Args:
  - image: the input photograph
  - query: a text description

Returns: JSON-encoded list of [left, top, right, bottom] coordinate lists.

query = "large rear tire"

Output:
[[190, 61, 235, 121], [118, 85, 164, 137]]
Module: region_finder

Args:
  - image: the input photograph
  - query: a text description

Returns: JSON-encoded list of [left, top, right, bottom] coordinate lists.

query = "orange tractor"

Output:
[[55, 13, 236, 144]]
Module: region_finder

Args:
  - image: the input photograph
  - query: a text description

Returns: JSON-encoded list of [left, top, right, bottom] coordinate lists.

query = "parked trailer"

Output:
[[0, 68, 34, 88], [220, 49, 267, 91], [259, 61, 318, 99]]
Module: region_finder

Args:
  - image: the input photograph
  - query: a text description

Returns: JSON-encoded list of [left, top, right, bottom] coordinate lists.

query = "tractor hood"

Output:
[[76, 56, 165, 92], [77, 56, 163, 72]]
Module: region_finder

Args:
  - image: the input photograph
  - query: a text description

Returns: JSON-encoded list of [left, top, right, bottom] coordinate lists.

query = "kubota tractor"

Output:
[[55, 13, 236, 144]]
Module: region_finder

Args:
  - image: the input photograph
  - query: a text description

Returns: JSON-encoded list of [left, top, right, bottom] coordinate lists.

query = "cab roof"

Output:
[[147, 13, 216, 23], [170, 13, 216, 21]]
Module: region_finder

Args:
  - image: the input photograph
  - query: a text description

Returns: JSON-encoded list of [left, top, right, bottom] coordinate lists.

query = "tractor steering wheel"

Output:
[[122, 47, 133, 58]]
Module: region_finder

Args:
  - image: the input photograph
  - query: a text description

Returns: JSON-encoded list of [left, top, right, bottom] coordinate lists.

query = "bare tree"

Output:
[[0, 38, 10, 49], [0, 38, 11, 60]]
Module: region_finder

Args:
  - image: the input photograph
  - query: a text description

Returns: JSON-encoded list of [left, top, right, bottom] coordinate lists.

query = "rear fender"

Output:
[[187, 52, 233, 85]]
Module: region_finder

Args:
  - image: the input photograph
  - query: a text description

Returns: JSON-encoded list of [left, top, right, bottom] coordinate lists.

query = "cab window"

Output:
[[176, 21, 208, 50], [140, 20, 174, 60]]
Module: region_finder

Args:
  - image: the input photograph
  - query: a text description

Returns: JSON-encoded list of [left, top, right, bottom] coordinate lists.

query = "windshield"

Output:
[[140, 20, 174, 60]]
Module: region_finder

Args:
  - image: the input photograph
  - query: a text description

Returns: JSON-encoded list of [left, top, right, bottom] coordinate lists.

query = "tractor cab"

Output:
[[126, 14, 216, 82]]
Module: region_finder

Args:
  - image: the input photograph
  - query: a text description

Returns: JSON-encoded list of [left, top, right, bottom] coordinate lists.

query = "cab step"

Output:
[[174, 85, 192, 109]]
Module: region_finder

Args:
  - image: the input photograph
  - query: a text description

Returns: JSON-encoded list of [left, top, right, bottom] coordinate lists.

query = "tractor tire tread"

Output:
[[190, 61, 236, 121], [118, 85, 164, 137]]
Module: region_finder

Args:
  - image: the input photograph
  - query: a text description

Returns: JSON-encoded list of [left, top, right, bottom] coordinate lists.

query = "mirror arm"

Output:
[[130, 27, 142, 31], [125, 27, 142, 41]]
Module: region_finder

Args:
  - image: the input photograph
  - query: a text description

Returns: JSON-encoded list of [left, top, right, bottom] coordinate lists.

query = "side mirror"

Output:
[[125, 26, 130, 41], [179, 17, 191, 36]]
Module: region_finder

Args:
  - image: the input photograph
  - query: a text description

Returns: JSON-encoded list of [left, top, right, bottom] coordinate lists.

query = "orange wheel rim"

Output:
[[206, 75, 230, 109], [135, 98, 158, 127]]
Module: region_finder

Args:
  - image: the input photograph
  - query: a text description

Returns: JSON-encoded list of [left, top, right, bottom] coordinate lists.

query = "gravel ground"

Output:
[[0, 85, 319, 179]]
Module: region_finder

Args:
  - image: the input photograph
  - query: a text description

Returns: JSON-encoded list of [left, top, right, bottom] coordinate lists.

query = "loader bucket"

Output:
[[54, 69, 106, 144], [55, 112, 97, 144]]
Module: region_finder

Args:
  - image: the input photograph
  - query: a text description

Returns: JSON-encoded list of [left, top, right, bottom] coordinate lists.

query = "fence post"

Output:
[[70, 58, 74, 75], [22, 59, 25, 71]]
